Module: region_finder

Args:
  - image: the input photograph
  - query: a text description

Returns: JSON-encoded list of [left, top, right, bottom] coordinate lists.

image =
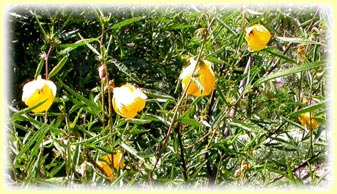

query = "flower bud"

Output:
[[98, 65, 106, 79]]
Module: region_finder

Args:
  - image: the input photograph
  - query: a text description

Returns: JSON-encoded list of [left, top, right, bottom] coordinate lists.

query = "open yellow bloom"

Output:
[[179, 57, 216, 97], [21, 75, 57, 113], [97, 150, 125, 180], [112, 83, 147, 118], [298, 112, 319, 130], [245, 24, 271, 51]]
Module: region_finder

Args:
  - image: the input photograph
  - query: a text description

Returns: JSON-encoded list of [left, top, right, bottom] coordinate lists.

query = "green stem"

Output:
[[43, 46, 53, 123], [101, 78, 105, 128], [45, 46, 53, 80]]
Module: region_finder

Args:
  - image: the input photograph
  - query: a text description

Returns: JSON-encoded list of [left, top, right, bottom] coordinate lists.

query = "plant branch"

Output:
[[45, 46, 53, 80], [176, 123, 188, 181]]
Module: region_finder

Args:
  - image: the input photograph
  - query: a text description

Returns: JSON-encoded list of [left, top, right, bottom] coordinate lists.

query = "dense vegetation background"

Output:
[[6, 4, 329, 189]]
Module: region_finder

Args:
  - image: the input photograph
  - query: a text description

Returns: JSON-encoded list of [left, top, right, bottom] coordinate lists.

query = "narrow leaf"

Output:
[[59, 37, 98, 55], [110, 16, 145, 30], [78, 33, 101, 56], [254, 61, 324, 86], [276, 37, 323, 45], [34, 58, 45, 79], [108, 59, 141, 83], [120, 142, 144, 161], [48, 55, 68, 79], [287, 100, 327, 117], [60, 80, 100, 115], [178, 118, 201, 127], [169, 24, 195, 30], [14, 123, 50, 163], [205, 56, 227, 64], [265, 48, 297, 64], [228, 118, 252, 132]]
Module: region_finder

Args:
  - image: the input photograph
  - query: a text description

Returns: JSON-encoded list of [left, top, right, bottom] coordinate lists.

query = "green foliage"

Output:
[[7, 5, 328, 189]]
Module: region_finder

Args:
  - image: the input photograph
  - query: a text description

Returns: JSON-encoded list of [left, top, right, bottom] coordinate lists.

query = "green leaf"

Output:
[[69, 107, 84, 129], [143, 114, 170, 126], [287, 100, 327, 117], [216, 16, 237, 36], [88, 145, 116, 155], [228, 118, 252, 132], [169, 24, 195, 30], [10, 100, 48, 122], [110, 16, 145, 30], [282, 116, 305, 130], [254, 61, 325, 86], [143, 89, 175, 101], [49, 163, 65, 178], [178, 118, 201, 127], [265, 48, 297, 64], [59, 37, 98, 55], [130, 127, 151, 135], [14, 123, 51, 164], [78, 33, 101, 56], [34, 58, 45, 79], [48, 55, 68, 79], [108, 58, 142, 83], [120, 142, 144, 162], [33, 12, 47, 40], [205, 56, 227, 64], [126, 118, 152, 125], [59, 80, 101, 115], [276, 37, 323, 45]]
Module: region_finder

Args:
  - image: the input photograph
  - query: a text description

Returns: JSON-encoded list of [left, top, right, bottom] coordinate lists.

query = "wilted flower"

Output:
[[245, 24, 271, 51], [298, 112, 319, 130], [112, 83, 147, 118], [179, 57, 216, 97], [21, 75, 57, 113], [97, 150, 125, 180]]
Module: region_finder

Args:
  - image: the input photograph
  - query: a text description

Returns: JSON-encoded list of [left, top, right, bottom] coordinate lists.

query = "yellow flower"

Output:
[[97, 150, 125, 180], [298, 112, 319, 130], [112, 83, 147, 118], [245, 24, 271, 51], [21, 75, 57, 113], [179, 57, 216, 97]]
